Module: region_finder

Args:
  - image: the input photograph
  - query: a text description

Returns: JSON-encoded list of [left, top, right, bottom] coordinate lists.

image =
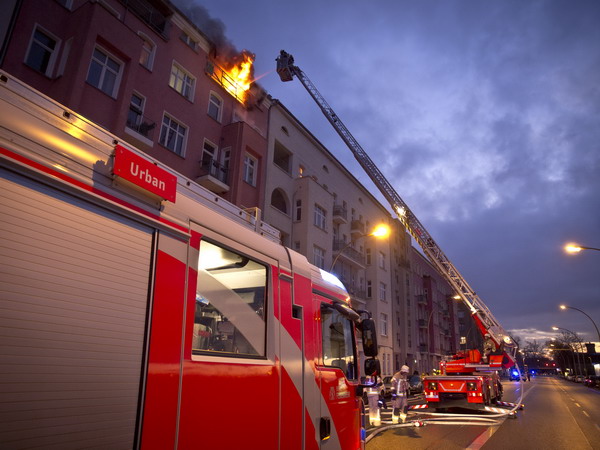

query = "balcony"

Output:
[[196, 158, 229, 194], [332, 204, 348, 224], [125, 112, 156, 145], [350, 219, 365, 237], [119, 0, 171, 38], [333, 240, 365, 266], [339, 277, 367, 300]]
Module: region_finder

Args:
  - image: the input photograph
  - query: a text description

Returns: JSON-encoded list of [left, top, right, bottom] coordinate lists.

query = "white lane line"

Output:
[[583, 411, 590, 418], [575, 402, 581, 408]]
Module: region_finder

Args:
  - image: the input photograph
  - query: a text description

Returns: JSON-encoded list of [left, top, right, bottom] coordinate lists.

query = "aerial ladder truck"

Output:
[[276, 50, 518, 409]]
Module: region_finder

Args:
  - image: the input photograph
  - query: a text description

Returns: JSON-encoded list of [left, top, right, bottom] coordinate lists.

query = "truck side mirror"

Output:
[[360, 318, 378, 357], [364, 358, 381, 377]]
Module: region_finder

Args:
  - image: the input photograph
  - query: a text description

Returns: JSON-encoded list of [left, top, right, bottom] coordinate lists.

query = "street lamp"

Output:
[[564, 243, 600, 253], [552, 326, 586, 376], [559, 304, 600, 343], [329, 224, 390, 271]]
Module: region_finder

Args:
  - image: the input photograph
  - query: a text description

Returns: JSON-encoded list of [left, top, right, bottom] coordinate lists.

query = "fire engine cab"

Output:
[[0, 71, 379, 449]]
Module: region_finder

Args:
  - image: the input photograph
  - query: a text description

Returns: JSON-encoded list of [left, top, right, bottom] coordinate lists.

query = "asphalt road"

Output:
[[365, 376, 600, 449]]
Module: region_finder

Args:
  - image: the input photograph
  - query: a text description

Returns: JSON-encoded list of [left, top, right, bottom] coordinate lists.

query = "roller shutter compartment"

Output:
[[0, 168, 153, 450]]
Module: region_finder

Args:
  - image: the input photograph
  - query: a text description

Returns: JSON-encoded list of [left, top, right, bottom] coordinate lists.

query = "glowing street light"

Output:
[[559, 304, 600, 343], [564, 243, 600, 254]]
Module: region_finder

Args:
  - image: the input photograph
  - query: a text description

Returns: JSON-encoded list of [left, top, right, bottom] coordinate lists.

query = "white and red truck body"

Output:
[[0, 72, 368, 449]]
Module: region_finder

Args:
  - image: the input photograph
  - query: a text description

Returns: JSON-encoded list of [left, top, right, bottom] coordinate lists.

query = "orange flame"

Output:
[[221, 51, 255, 103]]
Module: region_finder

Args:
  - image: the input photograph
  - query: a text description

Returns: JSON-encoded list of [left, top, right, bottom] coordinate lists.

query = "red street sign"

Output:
[[113, 145, 177, 202]]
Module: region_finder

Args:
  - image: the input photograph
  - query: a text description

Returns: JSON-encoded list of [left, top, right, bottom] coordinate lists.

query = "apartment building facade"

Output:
[[1, 0, 269, 211], [264, 101, 413, 376]]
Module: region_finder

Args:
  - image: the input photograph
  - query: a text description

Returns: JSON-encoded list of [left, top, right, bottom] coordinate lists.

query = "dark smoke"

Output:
[[170, 0, 252, 68]]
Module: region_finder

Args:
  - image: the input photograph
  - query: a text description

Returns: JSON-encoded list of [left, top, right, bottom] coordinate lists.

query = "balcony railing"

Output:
[[350, 219, 365, 236], [333, 240, 365, 265], [119, 0, 170, 38], [126, 112, 156, 140], [201, 158, 229, 184], [332, 204, 348, 223]]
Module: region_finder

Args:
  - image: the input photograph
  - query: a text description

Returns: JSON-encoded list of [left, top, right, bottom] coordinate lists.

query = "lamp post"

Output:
[[559, 304, 600, 343], [564, 243, 600, 253], [553, 326, 586, 376], [329, 224, 390, 271]]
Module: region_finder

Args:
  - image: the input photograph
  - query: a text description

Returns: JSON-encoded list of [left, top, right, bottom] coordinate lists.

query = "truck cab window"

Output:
[[321, 304, 356, 380], [193, 240, 267, 357]]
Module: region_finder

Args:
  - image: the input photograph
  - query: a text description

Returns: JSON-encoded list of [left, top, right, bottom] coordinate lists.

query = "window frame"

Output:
[[243, 153, 258, 186], [313, 204, 327, 230], [313, 245, 325, 269], [86, 45, 123, 98], [207, 91, 223, 122], [159, 112, 187, 156], [380, 312, 388, 336], [138, 32, 156, 71], [169, 61, 196, 101], [192, 238, 269, 359], [25, 25, 60, 77]]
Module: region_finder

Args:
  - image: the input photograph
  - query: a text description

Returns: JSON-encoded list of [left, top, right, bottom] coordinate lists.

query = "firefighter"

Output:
[[391, 365, 410, 424], [482, 333, 496, 363], [365, 373, 383, 426]]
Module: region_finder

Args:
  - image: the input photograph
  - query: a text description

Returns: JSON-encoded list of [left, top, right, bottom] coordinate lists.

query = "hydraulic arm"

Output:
[[276, 50, 516, 367]]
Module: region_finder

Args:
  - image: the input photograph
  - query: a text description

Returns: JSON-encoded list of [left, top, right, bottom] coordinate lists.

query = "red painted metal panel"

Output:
[[140, 249, 187, 449], [280, 366, 302, 450]]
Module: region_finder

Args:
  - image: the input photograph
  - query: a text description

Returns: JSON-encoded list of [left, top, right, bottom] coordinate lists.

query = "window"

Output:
[[379, 282, 387, 301], [321, 304, 356, 380], [169, 62, 195, 100], [366, 248, 372, 265], [380, 313, 388, 336], [87, 47, 122, 97], [243, 154, 258, 186], [313, 204, 326, 230], [126, 92, 152, 136], [180, 30, 198, 51], [294, 241, 301, 251], [208, 92, 223, 121], [138, 33, 156, 70], [313, 245, 325, 269], [379, 251, 386, 269], [295, 199, 302, 221], [25, 27, 59, 76], [274, 141, 292, 173], [159, 114, 187, 156], [193, 240, 267, 357], [366, 280, 372, 298], [271, 189, 288, 214]]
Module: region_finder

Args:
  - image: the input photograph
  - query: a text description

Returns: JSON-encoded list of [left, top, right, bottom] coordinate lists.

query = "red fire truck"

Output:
[[0, 71, 379, 449]]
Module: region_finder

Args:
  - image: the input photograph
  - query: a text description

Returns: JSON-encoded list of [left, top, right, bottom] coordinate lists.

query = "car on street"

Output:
[[583, 375, 599, 387], [408, 374, 423, 395], [574, 375, 586, 383]]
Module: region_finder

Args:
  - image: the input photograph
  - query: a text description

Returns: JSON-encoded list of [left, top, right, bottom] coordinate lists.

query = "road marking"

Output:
[[583, 411, 590, 418], [575, 402, 581, 408], [466, 425, 500, 450]]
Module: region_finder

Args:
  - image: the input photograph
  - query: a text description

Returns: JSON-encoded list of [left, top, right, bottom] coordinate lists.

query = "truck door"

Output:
[[317, 299, 360, 449]]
